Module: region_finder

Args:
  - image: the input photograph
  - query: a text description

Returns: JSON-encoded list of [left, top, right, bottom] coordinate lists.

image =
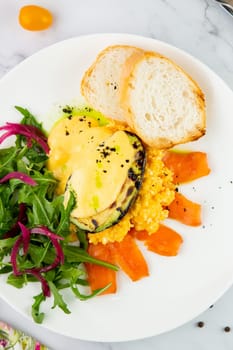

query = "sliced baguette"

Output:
[[81, 45, 144, 122], [120, 51, 206, 148]]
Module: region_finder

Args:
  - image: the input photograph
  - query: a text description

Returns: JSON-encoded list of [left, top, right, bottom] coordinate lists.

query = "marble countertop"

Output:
[[0, 0, 233, 349]]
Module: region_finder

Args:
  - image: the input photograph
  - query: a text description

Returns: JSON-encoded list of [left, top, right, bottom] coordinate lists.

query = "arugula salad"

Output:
[[0, 107, 118, 323]]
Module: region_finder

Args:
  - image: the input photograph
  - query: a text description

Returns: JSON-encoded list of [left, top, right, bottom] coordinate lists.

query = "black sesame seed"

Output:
[[175, 187, 179, 192], [63, 107, 73, 114], [209, 304, 214, 309], [126, 186, 134, 197], [121, 164, 124, 168], [136, 158, 144, 167], [85, 107, 92, 112], [128, 168, 137, 182], [110, 201, 116, 209], [68, 115, 73, 120], [91, 219, 98, 228], [136, 150, 144, 159], [103, 170, 107, 173], [65, 130, 70, 136], [135, 179, 141, 190], [116, 207, 124, 215], [125, 159, 130, 163], [102, 151, 110, 158]]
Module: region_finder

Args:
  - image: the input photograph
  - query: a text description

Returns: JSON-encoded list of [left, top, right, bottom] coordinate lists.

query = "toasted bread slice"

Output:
[[81, 45, 144, 122], [121, 51, 206, 148]]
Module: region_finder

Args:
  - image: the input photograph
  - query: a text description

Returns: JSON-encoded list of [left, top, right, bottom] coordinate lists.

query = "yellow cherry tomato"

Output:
[[19, 5, 53, 31]]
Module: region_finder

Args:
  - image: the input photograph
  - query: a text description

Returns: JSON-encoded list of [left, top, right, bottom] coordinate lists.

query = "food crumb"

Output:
[[197, 321, 205, 328]]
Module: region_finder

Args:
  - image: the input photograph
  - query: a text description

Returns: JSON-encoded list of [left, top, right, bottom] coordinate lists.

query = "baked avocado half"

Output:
[[65, 130, 146, 233]]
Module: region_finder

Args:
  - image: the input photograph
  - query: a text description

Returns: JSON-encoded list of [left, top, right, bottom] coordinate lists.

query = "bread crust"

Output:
[[120, 51, 206, 149]]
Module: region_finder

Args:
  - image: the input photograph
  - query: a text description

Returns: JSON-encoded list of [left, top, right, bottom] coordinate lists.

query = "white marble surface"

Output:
[[0, 0, 233, 349]]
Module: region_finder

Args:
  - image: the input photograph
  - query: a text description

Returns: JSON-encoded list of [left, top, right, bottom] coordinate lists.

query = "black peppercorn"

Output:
[[197, 321, 205, 328], [224, 326, 231, 333]]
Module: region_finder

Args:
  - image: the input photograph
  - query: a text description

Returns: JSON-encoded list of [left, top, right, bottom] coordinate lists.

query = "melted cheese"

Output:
[[47, 115, 112, 193], [48, 115, 135, 219], [67, 130, 135, 218]]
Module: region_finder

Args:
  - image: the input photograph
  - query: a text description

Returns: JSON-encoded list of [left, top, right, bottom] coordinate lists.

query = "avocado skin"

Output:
[[71, 131, 146, 233]]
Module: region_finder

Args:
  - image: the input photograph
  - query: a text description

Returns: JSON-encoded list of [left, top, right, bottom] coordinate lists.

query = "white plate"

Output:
[[0, 33, 233, 342]]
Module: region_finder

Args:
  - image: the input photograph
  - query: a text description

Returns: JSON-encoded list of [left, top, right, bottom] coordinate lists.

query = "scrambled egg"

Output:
[[88, 147, 175, 244]]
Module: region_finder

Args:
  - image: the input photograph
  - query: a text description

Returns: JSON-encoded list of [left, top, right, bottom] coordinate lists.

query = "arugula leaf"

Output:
[[56, 192, 75, 236], [7, 273, 26, 289], [58, 264, 85, 281], [15, 106, 44, 130], [71, 282, 112, 301], [7, 273, 38, 287], [18, 188, 54, 227], [76, 229, 88, 250], [29, 192, 53, 226], [63, 245, 119, 270], [0, 237, 17, 249], [32, 292, 46, 324], [0, 147, 18, 172], [0, 265, 12, 274], [75, 278, 89, 286], [48, 281, 71, 314], [30, 241, 51, 267], [0, 185, 16, 217]]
